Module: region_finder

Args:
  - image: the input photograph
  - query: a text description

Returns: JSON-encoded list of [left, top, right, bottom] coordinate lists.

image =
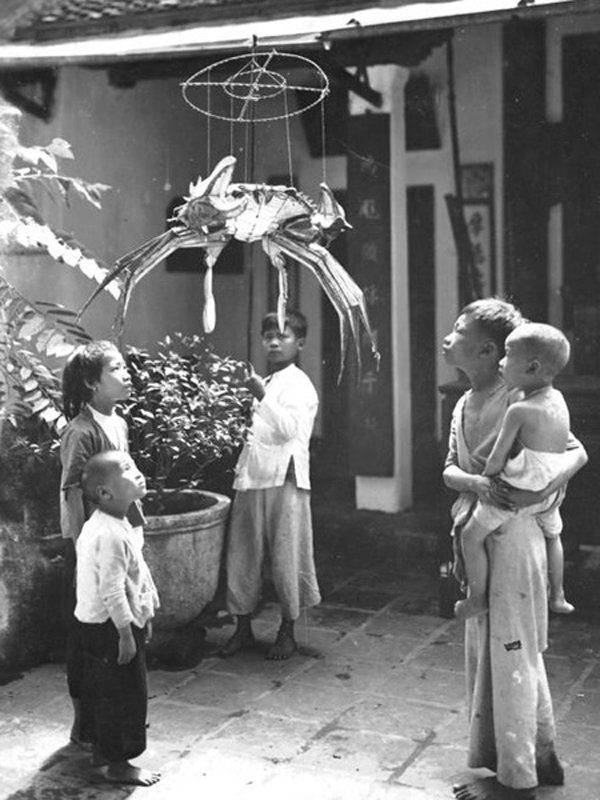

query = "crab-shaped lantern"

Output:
[[80, 155, 379, 376]]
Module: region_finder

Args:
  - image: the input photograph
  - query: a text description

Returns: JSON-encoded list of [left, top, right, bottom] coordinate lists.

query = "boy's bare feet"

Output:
[[454, 597, 488, 621], [266, 621, 297, 660], [219, 627, 256, 657], [219, 615, 256, 657], [549, 595, 574, 614], [92, 762, 161, 786], [453, 777, 536, 799]]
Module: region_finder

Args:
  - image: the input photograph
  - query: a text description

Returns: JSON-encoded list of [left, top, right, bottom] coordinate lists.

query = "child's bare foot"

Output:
[[266, 630, 297, 660], [454, 597, 488, 621], [219, 626, 256, 657], [453, 777, 536, 799], [93, 762, 161, 786], [266, 623, 297, 660], [549, 595, 574, 614]]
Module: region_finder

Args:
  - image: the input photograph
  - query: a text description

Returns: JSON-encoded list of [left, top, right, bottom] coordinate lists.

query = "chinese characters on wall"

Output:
[[460, 163, 496, 297], [347, 114, 393, 476]]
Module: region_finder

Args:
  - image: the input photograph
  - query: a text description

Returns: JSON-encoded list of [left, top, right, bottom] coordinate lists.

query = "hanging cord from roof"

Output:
[[206, 68, 211, 173], [245, 71, 257, 362], [320, 94, 327, 185]]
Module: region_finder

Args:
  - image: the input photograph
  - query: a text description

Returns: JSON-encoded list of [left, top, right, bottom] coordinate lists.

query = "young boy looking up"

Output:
[[455, 322, 575, 620], [442, 298, 587, 799], [76, 451, 160, 787], [221, 309, 321, 661]]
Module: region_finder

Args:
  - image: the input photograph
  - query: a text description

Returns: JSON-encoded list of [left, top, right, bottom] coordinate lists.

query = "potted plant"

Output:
[[123, 333, 251, 629]]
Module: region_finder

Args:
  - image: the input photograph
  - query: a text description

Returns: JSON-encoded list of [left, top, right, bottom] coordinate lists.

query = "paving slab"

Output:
[[204, 709, 321, 760], [289, 726, 418, 782], [377, 664, 465, 709], [291, 651, 398, 693], [337, 695, 457, 742], [249, 678, 370, 723]]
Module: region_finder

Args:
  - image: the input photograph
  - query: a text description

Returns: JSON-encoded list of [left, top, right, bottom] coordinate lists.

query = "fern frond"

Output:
[[0, 275, 91, 430]]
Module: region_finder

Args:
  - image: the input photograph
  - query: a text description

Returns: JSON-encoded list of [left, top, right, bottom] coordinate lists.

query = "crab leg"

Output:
[[268, 232, 379, 380], [262, 239, 289, 332], [202, 244, 227, 332], [79, 229, 185, 319], [78, 227, 231, 338], [276, 265, 289, 332]]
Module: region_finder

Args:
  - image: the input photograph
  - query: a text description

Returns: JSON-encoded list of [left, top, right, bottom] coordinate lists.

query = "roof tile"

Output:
[[13, 0, 375, 41]]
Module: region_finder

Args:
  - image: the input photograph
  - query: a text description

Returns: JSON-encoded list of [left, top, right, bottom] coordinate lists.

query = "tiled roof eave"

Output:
[[14, 2, 354, 43], [0, 0, 580, 70]]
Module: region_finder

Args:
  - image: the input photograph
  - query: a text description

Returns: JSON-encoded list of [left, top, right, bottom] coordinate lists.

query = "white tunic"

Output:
[[75, 509, 159, 630], [233, 363, 318, 491]]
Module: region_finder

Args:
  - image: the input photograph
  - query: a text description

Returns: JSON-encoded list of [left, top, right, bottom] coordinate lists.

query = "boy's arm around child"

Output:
[[494, 431, 587, 508]]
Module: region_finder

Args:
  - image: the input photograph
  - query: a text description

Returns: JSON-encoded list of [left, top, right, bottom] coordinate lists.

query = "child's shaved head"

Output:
[[81, 451, 125, 502], [506, 323, 570, 377]]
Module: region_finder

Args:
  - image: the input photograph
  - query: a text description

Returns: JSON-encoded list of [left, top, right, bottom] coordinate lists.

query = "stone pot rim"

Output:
[[144, 488, 231, 535]]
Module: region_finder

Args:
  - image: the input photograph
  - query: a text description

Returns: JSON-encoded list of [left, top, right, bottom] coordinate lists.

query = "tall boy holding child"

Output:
[[443, 299, 587, 799]]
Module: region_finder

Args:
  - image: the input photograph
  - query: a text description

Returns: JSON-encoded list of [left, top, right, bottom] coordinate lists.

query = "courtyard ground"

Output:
[[0, 490, 599, 800]]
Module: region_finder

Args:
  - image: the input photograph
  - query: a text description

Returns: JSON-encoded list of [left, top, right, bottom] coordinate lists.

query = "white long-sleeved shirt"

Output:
[[233, 363, 318, 491], [75, 509, 159, 629]]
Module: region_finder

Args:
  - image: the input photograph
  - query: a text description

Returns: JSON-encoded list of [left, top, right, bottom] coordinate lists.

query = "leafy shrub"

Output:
[[125, 333, 251, 511]]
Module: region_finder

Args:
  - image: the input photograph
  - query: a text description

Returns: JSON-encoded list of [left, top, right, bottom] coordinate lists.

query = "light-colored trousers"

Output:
[[465, 513, 556, 790], [225, 481, 321, 620]]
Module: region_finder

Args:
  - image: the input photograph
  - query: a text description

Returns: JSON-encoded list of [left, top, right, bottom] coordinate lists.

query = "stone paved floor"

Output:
[[1, 503, 599, 800]]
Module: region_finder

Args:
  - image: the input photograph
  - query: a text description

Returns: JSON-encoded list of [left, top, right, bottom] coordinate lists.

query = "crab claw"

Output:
[[189, 155, 237, 198], [184, 155, 247, 229], [312, 184, 352, 244]]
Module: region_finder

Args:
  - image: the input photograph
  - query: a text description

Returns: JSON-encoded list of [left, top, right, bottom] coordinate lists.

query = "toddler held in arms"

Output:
[[456, 322, 575, 621]]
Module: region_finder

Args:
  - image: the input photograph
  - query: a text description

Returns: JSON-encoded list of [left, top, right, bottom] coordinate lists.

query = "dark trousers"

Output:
[[63, 539, 83, 697], [80, 620, 148, 763], [63, 539, 94, 742]]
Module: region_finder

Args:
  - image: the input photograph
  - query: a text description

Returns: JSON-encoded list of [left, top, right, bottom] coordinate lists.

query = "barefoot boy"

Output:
[[442, 298, 587, 799], [455, 322, 575, 620], [221, 309, 321, 661], [75, 450, 160, 786]]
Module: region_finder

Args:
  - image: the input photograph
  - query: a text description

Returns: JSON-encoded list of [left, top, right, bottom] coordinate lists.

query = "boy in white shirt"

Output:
[[221, 310, 321, 660], [75, 450, 160, 786]]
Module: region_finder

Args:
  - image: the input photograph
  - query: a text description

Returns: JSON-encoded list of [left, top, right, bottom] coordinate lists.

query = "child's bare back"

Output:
[[508, 387, 569, 454]]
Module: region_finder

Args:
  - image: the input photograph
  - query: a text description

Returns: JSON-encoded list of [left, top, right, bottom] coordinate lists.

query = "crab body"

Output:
[[178, 183, 321, 244], [80, 155, 378, 376]]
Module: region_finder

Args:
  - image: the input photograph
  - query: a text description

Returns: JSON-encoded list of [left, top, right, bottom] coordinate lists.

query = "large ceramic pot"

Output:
[[143, 489, 231, 630]]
